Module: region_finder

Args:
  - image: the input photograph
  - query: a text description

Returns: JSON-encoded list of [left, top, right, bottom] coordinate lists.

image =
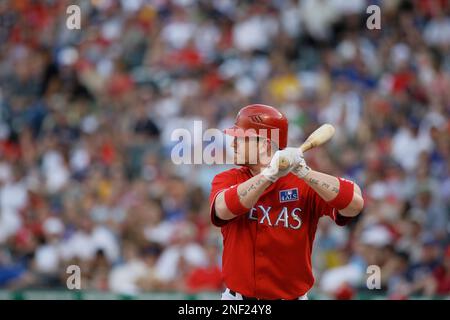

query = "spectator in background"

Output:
[[183, 241, 223, 294], [109, 243, 162, 295], [154, 221, 208, 289], [430, 246, 450, 296]]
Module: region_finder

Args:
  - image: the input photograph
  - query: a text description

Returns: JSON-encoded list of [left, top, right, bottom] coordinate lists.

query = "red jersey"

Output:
[[209, 166, 352, 300]]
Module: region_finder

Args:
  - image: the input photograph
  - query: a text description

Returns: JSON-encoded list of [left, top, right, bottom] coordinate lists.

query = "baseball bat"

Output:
[[278, 124, 335, 170]]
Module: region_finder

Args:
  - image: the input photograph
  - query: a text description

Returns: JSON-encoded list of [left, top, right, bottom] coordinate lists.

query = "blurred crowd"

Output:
[[0, 0, 449, 299]]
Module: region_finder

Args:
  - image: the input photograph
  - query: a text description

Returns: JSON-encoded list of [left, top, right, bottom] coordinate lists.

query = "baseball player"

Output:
[[209, 104, 364, 300]]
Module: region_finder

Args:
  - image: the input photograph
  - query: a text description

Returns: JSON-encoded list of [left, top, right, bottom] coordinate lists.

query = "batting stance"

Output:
[[209, 104, 364, 300]]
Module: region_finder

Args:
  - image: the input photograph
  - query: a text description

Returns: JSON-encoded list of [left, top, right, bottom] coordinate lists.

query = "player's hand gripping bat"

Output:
[[278, 124, 335, 170]]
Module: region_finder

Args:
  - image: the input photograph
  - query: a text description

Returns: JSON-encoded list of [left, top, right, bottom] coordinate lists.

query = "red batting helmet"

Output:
[[224, 104, 288, 149]]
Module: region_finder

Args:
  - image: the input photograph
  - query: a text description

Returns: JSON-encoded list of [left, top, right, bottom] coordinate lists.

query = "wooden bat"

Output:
[[278, 124, 335, 170]]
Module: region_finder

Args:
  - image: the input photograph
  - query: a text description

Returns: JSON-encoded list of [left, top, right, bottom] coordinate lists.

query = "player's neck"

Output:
[[247, 164, 264, 176]]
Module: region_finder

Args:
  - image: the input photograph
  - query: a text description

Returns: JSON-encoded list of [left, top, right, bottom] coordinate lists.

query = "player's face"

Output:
[[231, 136, 256, 165], [231, 136, 272, 166]]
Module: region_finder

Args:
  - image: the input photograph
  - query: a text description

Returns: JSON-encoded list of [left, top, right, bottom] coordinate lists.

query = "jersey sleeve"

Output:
[[209, 170, 238, 227], [308, 187, 353, 226]]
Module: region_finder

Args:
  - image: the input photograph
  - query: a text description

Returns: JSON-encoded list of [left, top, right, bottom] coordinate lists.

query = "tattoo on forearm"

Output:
[[309, 177, 340, 194], [238, 178, 265, 200], [238, 189, 247, 199], [321, 182, 330, 189], [249, 178, 265, 191]]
